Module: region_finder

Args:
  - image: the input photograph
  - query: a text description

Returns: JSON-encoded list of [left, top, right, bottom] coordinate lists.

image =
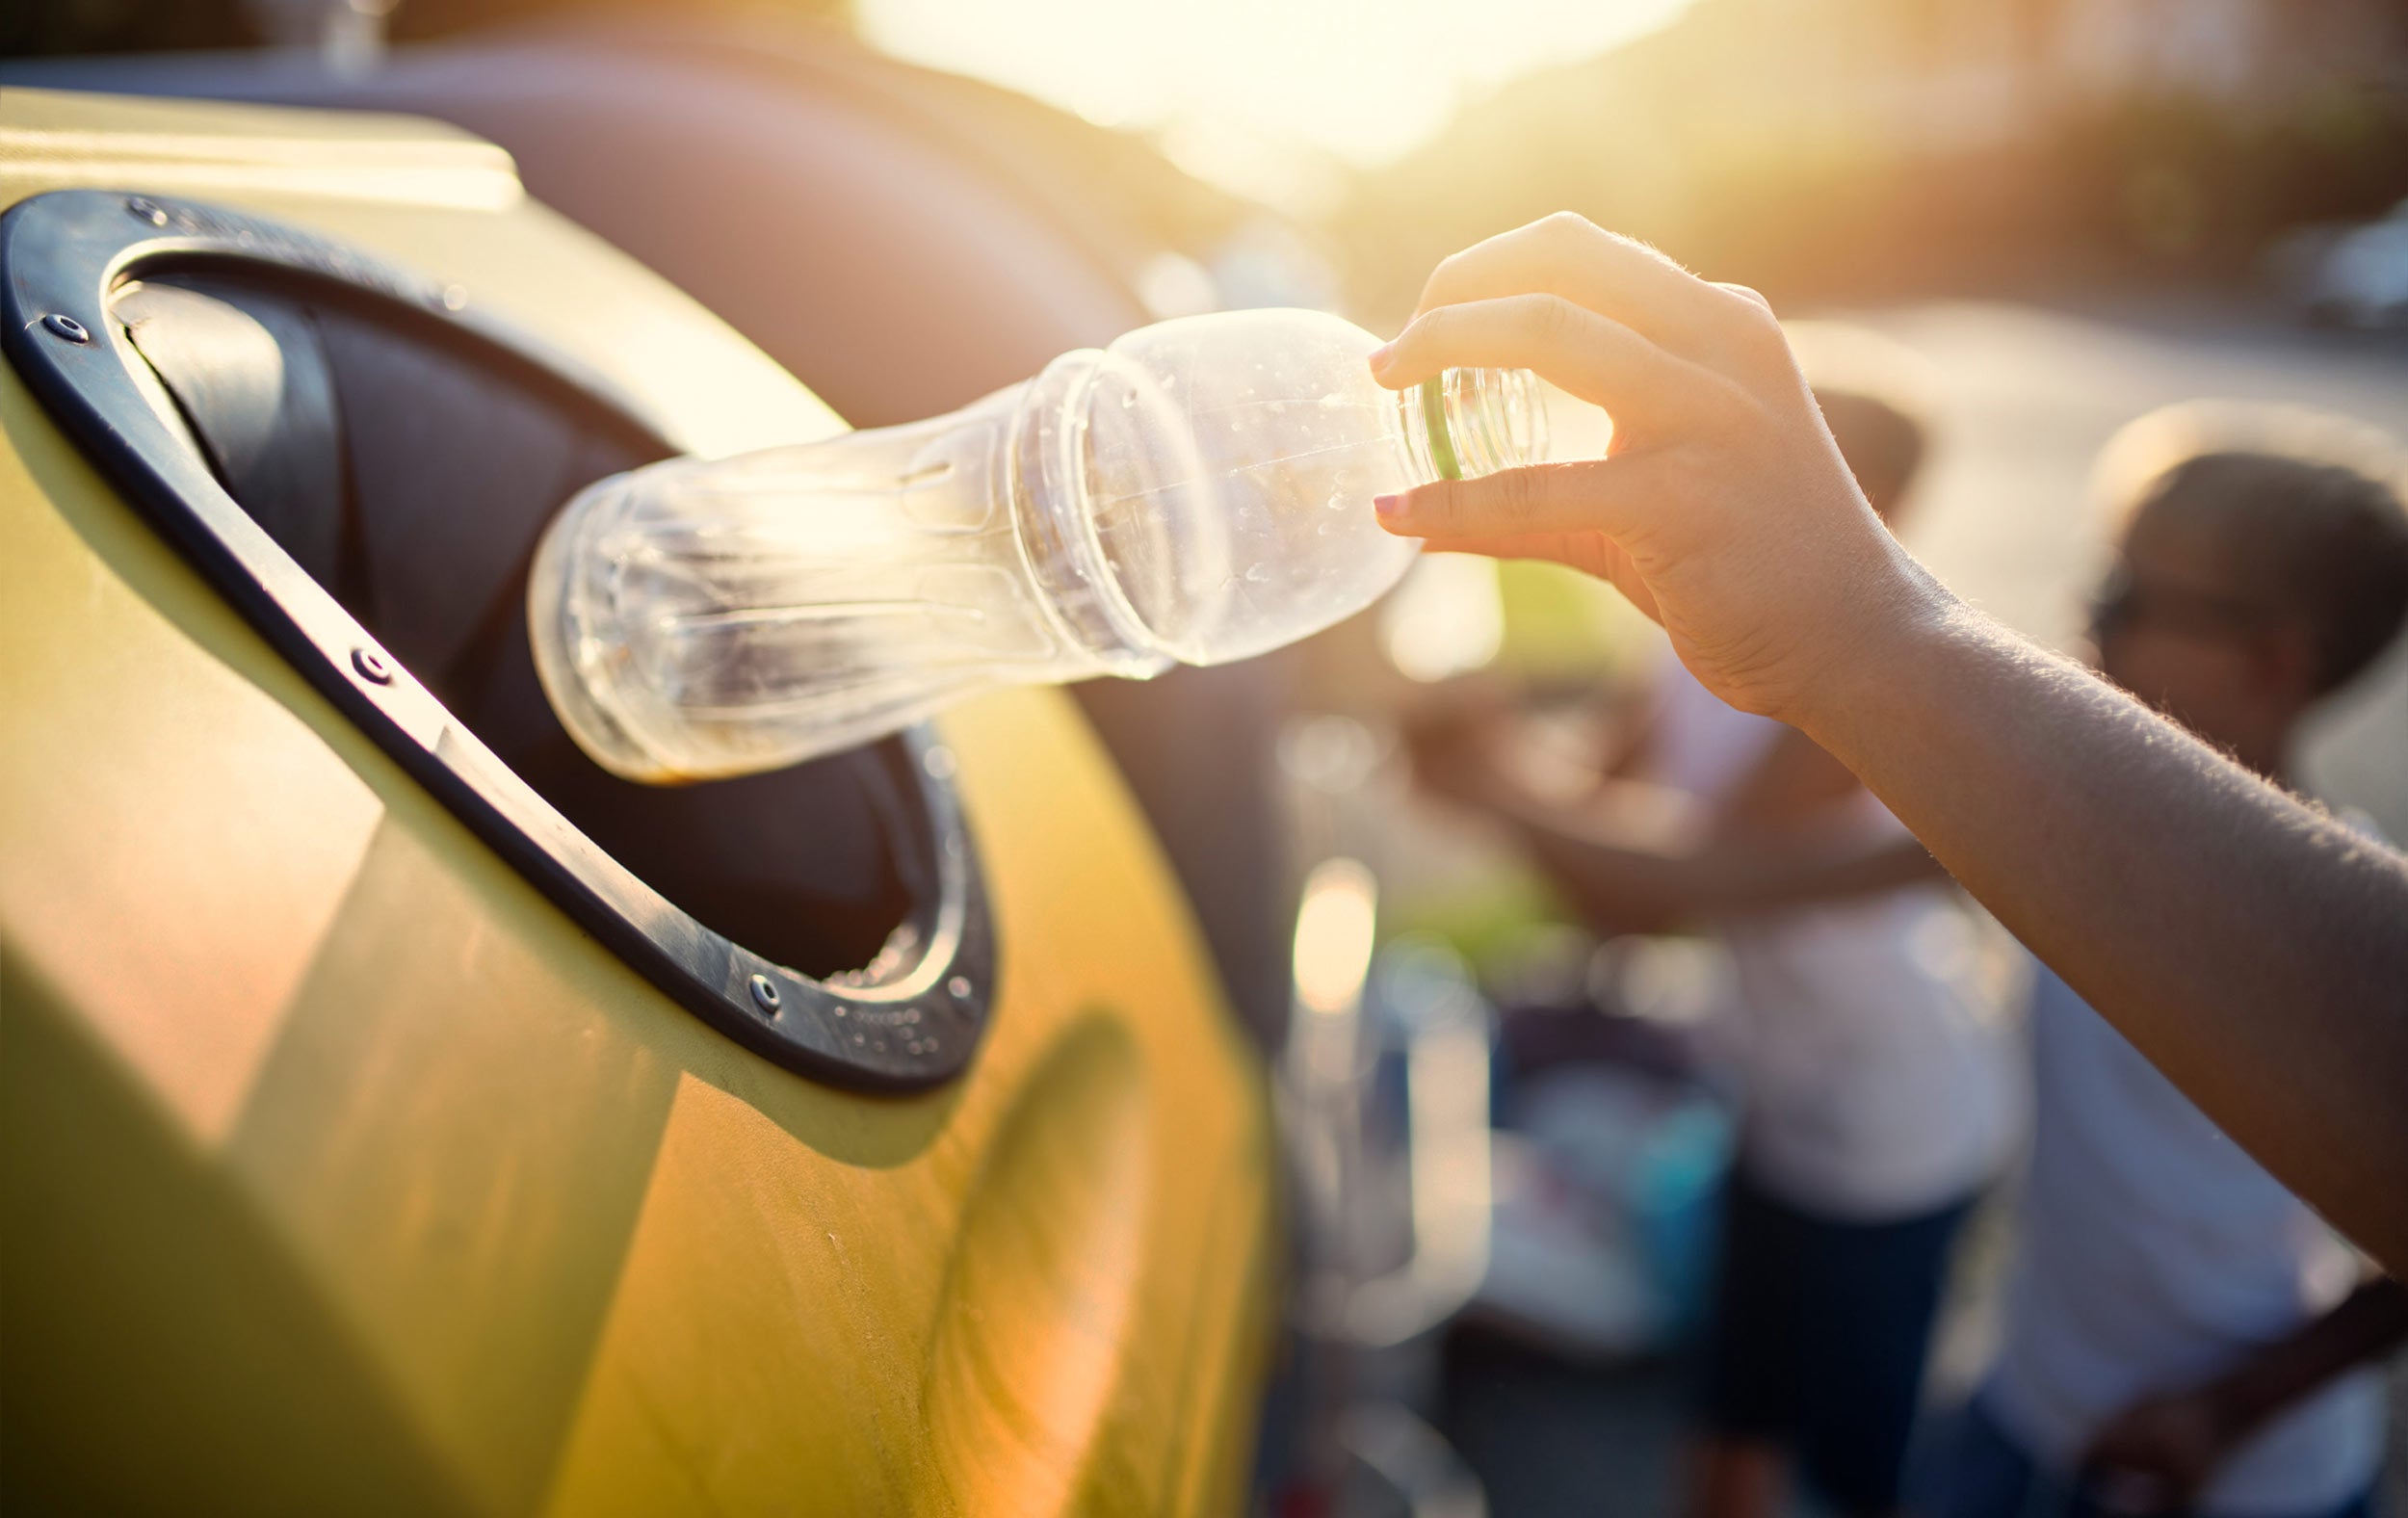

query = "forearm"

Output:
[[1489, 792, 1697, 933], [1686, 830, 1945, 913], [1803, 582, 2408, 1269], [1488, 789, 1944, 930], [2213, 1279, 2408, 1437]]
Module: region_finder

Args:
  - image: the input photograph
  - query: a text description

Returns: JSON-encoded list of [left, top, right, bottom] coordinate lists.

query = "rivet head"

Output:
[[748, 974, 782, 1014], [127, 196, 169, 227], [40, 313, 91, 345], [947, 975, 973, 1001], [350, 646, 393, 685]]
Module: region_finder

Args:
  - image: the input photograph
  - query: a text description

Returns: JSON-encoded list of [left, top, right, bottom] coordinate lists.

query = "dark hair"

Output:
[[2135, 451, 2408, 694], [1815, 387, 1928, 518]]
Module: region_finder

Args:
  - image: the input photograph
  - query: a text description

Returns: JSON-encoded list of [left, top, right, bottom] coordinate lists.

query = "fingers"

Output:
[[1412, 212, 1739, 352], [1371, 294, 1704, 425], [1416, 531, 1587, 561], [1376, 457, 1667, 543]]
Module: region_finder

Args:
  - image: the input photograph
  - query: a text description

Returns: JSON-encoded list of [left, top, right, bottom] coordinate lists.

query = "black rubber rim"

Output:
[[0, 188, 995, 1092]]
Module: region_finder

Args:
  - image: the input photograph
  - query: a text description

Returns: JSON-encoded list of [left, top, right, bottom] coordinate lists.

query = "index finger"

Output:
[[1414, 212, 1743, 358], [1372, 293, 1695, 428]]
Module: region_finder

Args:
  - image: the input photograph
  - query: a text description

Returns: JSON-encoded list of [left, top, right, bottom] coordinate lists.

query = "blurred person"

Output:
[[1362, 214, 2408, 1273], [1919, 423, 2408, 1518], [1415, 393, 2408, 1516], [1413, 385, 2019, 1518]]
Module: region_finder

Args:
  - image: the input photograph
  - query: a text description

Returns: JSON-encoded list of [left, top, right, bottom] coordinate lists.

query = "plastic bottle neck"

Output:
[[1399, 367, 1548, 485]]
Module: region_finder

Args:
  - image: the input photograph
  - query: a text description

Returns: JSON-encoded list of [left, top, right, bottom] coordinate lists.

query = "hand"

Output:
[[2078, 1387, 2246, 1515], [1368, 213, 1945, 726]]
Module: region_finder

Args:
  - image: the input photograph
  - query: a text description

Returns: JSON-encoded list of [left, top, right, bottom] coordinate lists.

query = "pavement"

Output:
[[1431, 294, 2408, 1518]]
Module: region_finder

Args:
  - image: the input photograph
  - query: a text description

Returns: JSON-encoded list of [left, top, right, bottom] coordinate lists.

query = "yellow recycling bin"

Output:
[[0, 86, 1274, 1517]]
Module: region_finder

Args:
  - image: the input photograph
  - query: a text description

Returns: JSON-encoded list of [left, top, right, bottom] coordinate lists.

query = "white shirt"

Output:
[[1639, 655, 2021, 1219], [1985, 963, 2385, 1516]]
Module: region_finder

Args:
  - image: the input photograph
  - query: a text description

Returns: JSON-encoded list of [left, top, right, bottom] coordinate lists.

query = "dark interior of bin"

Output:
[[111, 264, 925, 981]]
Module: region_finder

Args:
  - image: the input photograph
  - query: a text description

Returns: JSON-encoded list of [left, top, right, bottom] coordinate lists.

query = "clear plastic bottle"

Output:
[[529, 306, 1548, 781]]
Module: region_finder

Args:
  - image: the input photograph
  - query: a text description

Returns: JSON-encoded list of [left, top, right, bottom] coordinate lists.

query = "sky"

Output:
[[854, 0, 1697, 211]]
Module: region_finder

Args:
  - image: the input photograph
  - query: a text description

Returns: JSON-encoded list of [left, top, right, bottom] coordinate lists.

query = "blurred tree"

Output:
[[1334, 0, 2408, 314]]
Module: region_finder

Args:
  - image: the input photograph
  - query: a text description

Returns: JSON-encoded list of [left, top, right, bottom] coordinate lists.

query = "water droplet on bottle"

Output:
[[1243, 563, 1270, 585]]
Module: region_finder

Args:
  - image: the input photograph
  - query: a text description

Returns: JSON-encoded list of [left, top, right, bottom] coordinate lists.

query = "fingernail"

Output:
[[1368, 342, 1395, 369], [1374, 493, 1402, 519]]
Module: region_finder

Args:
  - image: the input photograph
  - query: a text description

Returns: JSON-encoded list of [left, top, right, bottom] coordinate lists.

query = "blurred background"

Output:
[[10, 2, 2404, 1514]]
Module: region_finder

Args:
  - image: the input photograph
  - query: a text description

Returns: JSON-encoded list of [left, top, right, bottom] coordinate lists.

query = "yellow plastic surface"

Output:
[[0, 87, 1273, 1516]]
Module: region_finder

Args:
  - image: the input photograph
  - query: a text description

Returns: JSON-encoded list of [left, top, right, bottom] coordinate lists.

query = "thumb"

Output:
[[1377, 457, 1668, 544]]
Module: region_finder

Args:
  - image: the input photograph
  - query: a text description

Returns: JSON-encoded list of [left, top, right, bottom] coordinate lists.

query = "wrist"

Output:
[[1777, 540, 1961, 742]]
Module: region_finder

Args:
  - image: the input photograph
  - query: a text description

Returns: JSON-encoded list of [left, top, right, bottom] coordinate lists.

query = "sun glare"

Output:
[[855, 0, 1697, 210]]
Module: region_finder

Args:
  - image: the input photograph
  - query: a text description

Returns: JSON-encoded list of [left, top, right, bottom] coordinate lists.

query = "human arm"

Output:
[[1410, 718, 1945, 931], [1508, 791, 1945, 933], [1367, 213, 2408, 1270], [2078, 1277, 2408, 1513]]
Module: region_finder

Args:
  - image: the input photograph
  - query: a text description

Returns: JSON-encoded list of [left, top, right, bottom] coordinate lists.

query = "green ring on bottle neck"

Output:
[[1420, 374, 1461, 481]]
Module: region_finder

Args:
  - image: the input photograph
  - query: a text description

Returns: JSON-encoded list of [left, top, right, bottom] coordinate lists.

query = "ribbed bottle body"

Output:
[[531, 309, 1550, 782]]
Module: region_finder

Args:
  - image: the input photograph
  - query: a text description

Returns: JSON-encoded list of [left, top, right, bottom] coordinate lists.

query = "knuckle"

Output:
[[1516, 292, 1583, 342], [1721, 288, 1787, 347], [1698, 292, 1790, 375], [1397, 305, 1450, 357], [1536, 209, 1599, 243], [1715, 281, 1773, 313], [1505, 211, 1602, 271], [1494, 465, 1545, 528]]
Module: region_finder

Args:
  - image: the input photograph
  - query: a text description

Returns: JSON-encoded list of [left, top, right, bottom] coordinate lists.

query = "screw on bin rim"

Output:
[[40, 312, 91, 344], [127, 197, 170, 227], [0, 188, 998, 1094], [748, 974, 783, 1014]]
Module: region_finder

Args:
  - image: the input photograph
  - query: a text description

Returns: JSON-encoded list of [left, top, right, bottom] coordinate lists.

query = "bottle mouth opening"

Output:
[[1012, 349, 1181, 672], [529, 474, 669, 780]]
